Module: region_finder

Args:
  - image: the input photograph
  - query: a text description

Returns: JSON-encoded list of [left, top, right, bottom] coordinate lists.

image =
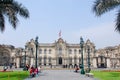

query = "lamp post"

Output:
[[80, 37, 85, 74], [24, 50, 26, 67], [87, 45, 91, 73], [30, 48, 33, 60], [23, 46, 27, 71], [35, 36, 39, 68]]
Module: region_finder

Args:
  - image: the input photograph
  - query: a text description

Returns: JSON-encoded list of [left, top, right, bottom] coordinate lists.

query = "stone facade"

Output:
[[95, 46, 120, 68], [23, 38, 96, 68], [0, 38, 120, 68]]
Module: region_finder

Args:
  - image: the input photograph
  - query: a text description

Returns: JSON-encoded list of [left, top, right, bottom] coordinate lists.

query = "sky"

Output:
[[0, 0, 120, 49]]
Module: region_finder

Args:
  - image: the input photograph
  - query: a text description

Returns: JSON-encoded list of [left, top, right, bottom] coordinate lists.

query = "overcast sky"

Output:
[[0, 0, 120, 49]]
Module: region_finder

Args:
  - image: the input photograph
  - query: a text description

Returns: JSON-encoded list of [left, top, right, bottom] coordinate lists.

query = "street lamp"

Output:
[[23, 46, 27, 71], [87, 45, 91, 73], [35, 36, 39, 68], [80, 37, 85, 74]]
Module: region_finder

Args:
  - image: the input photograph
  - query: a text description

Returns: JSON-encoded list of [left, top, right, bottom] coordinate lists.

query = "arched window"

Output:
[[69, 57, 72, 64], [39, 57, 42, 65], [31, 48, 34, 55], [44, 49, 47, 54], [44, 56, 47, 66], [91, 48, 92, 52], [74, 56, 77, 64], [49, 49, 51, 54], [74, 49, 77, 54], [69, 49, 72, 54], [48, 57, 51, 65], [59, 47, 62, 54]]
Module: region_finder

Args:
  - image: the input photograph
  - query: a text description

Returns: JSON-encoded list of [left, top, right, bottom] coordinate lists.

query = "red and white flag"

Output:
[[59, 30, 61, 38]]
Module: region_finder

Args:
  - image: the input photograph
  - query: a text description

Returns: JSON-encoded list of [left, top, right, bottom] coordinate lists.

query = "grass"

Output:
[[0, 71, 29, 80], [91, 70, 120, 80]]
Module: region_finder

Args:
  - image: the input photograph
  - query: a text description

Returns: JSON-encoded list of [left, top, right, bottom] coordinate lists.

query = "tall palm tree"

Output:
[[0, 0, 29, 32], [93, 0, 120, 33]]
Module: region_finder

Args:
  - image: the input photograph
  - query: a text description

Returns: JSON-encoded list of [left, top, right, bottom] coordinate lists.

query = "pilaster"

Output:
[[106, 57, 110, 68], [93, 57, 97, 68]]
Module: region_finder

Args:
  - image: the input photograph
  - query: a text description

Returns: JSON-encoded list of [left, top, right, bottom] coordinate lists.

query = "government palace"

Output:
[[0, 37, 120, 69]]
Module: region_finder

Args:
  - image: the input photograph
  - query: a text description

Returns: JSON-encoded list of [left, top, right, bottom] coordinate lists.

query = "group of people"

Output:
[[74, 65, 80, 73], [29, 66, 38, 77], [3, 63, 13, 71], [27, 65, 42, 77]]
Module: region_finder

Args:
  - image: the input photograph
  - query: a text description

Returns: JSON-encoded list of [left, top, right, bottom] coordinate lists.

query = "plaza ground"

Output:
[[25, 69, 98, 80]]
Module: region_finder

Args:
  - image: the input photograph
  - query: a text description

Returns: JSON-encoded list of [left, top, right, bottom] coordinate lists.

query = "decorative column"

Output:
[[87, 45, 91, 73], [23, 46, 27, 70], [30, 57, 34, 66], [77, 57, 79, 65], [16, 57, 20, 68], [93, 57, 97, 68], [52, 58, 56, 66], [30, 48, 34, 66], [72, 57, 74, 67], [106, 57, 110, 68]]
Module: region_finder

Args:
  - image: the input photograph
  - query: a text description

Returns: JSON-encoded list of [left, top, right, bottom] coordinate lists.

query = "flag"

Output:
[[59, 30, 61, 38]]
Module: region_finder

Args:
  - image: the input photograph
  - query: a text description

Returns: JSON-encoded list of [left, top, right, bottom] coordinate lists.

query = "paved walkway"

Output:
[[25, 70, 99, 80]]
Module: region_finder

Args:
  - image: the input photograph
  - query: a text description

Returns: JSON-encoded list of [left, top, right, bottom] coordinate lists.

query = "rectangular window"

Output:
[[39, 49, 42, 54], [49, 49, 51, 54], [44, 49, 47, 54], [69, 49, 72, 54]]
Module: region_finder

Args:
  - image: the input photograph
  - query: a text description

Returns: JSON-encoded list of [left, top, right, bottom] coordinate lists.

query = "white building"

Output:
[[0, 37, 120, 69]]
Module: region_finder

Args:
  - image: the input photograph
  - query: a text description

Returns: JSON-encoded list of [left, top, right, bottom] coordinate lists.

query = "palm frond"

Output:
[[115, 9, 120, 32], [0, 0, 29, 32], [93, 0, 120, 16], [12, 1, 29, 18], [0, 13, 5, 32], [8, 14, 18, 29], [3, 4, 17, 29]]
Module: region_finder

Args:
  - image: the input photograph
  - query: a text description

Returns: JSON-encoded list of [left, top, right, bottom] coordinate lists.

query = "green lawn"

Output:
[[92, 71, 120, 80], [0, 71, 29, 80]]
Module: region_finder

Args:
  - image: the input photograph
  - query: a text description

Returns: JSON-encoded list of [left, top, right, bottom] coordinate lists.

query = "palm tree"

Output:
[[93, 0, 120, 32], [0, 0, 29, 32]]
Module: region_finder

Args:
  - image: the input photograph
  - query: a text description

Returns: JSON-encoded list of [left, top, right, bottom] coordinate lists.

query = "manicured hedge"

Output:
[[0, 71, 29, 80]]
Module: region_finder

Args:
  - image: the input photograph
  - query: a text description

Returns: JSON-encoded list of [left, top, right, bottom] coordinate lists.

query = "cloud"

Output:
[[73, 22, 120, 49]]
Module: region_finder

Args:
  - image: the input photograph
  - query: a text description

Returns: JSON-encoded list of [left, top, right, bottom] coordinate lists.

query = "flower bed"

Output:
[[102, 70, 120, 72], [0, 70, 13, 72]]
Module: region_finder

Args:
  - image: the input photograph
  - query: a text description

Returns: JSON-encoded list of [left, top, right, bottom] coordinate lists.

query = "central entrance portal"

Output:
[[58, 57, 62, 65]]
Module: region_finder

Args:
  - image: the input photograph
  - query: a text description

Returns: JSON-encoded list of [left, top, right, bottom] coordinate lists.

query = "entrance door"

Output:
[[58, 57, 62, 65], [101, 63, 105, 68], [97, 56, 106, 68]]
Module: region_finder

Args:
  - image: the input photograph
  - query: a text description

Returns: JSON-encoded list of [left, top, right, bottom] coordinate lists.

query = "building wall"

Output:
[[0, 38, 120, 69], [23, 38, 96, 68]]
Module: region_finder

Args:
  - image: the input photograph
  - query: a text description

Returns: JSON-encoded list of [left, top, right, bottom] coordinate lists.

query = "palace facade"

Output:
[[0, 38, 120, 68]]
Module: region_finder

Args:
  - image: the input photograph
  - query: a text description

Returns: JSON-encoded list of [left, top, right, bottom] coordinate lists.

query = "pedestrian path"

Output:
[[25, 70, 99, 80]]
